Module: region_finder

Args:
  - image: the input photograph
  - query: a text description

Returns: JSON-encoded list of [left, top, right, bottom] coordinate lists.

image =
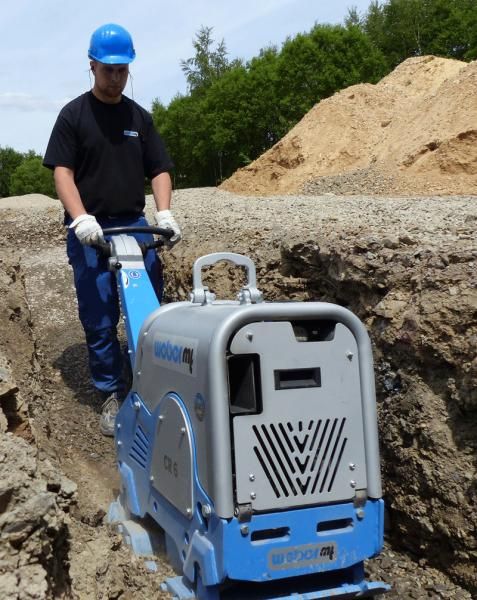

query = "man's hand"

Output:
[[154, 209, 182, 246], [69, 214, 104, 245]]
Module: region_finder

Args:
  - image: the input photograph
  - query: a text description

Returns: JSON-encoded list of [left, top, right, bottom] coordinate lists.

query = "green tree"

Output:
[[10, 156, 56, 197], [427, 0, 477, 60], [180, 26, 241, 94], [276, 24, 387, 130], [363, 0, 477, 67], [242, 47, 283, 151], [153, 25, 249, 186], [364, 1, 388, 54], [201, 64, 252, 181], [153, 93, 211, 187], [201, 47, 283, 181], [0, 146, 24, 197], [155, 47, 283, 187], [345, 6, 363, 27]]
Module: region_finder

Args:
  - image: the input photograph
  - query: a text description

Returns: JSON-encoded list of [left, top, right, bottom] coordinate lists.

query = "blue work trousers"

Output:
[[66, 214, 163, 393]]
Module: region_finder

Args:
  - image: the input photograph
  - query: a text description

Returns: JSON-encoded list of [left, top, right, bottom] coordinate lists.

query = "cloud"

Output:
[[0, 93, 71, 113]]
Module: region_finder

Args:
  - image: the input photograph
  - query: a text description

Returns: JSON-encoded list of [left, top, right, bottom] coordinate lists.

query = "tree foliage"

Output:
[[0, 147, 24, 198], [180, 26, 242, 94], [363, 0, 477, 67], [0, 147, 56, 198], [9, 155, 56, 197]]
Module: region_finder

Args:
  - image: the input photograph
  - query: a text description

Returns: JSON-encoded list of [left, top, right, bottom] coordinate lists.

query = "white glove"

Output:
[[154, 209, 182, 246], [69, 214, 104, 245]]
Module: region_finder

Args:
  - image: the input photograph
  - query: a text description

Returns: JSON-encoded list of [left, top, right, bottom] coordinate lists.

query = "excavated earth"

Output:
[[221, 56, 477, 197], [0, 189, 475, 599]]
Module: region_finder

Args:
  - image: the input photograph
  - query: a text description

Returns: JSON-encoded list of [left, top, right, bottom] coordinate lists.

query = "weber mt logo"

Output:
[[153, 334, 198, 377], [268, 542, 337, 571]]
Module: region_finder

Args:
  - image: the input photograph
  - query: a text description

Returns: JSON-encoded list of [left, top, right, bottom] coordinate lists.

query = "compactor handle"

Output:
[[102, 226, 173, 238], [191, 252, 263, 305], [92, 226, 174, 257]]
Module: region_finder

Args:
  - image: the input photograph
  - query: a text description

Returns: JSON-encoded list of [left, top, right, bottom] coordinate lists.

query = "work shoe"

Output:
[[99, 392, 121, 437]]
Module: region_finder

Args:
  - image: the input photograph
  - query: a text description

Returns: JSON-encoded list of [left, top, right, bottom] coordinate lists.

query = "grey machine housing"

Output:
[[132, 253, 382, 520]]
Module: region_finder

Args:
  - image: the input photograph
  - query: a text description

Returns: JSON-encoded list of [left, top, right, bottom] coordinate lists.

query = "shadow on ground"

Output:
[[53, 341, 133, 409]]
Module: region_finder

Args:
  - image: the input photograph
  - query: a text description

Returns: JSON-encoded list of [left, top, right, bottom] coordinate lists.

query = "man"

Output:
[[43, 23, 181, 436]]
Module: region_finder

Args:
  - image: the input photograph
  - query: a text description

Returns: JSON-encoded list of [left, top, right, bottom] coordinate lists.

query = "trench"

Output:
[[1, 193, 475, 599]]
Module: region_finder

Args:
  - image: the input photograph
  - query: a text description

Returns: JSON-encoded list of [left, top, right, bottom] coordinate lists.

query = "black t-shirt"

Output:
[[43, 92, 173, 217]]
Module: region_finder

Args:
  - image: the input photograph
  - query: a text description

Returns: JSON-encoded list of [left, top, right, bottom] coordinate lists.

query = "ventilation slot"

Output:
[[251, 527, 290, 543], [252, 418, 347, 498], [317, 518, 353, 533], [129, 424, 150, 470]]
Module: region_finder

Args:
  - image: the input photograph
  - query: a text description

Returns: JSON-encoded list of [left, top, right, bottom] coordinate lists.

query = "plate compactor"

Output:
[[101, 227, 390, 600]]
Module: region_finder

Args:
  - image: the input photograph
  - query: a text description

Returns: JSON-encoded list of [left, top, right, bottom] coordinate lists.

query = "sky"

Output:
[[0, 0, 372, 155]]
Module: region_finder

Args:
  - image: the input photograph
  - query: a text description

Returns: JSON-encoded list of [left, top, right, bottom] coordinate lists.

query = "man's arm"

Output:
[[150, 171, 172, 211], [54, 166, 104, 244], [151, 171, 181, 245], [54, 166, 87, 219]]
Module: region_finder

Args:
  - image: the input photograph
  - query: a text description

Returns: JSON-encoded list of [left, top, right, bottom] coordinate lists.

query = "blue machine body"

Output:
[[107, 237, 390, 600]]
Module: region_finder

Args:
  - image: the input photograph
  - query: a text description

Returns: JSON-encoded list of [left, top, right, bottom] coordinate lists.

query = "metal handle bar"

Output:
[[92, 226, 173, 256], [192, 253, 258, 291], [191, 252, 263, 305], [102, 226, 173, 238]]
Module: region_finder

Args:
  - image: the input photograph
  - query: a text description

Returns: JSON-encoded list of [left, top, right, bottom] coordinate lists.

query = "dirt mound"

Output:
[[220, 56, 477, 196]]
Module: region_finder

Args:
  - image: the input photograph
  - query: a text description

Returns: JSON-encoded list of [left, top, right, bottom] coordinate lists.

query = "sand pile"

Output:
[[220, 56, 477, 196]]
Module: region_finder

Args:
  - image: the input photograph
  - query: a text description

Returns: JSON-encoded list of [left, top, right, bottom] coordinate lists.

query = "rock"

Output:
[[0, 409, 7, 434], [0, 433, 73, 597]]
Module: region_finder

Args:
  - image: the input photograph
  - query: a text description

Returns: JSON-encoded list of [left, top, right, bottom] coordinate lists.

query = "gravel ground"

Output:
[[301, 166, 401, 196]]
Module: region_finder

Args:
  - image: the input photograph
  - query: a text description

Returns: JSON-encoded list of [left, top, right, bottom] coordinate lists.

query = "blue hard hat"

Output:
[[88, 23, 136, 64]]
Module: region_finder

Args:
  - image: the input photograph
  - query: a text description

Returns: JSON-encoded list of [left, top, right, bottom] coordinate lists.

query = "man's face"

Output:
[[91, 61, 129, 102]]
